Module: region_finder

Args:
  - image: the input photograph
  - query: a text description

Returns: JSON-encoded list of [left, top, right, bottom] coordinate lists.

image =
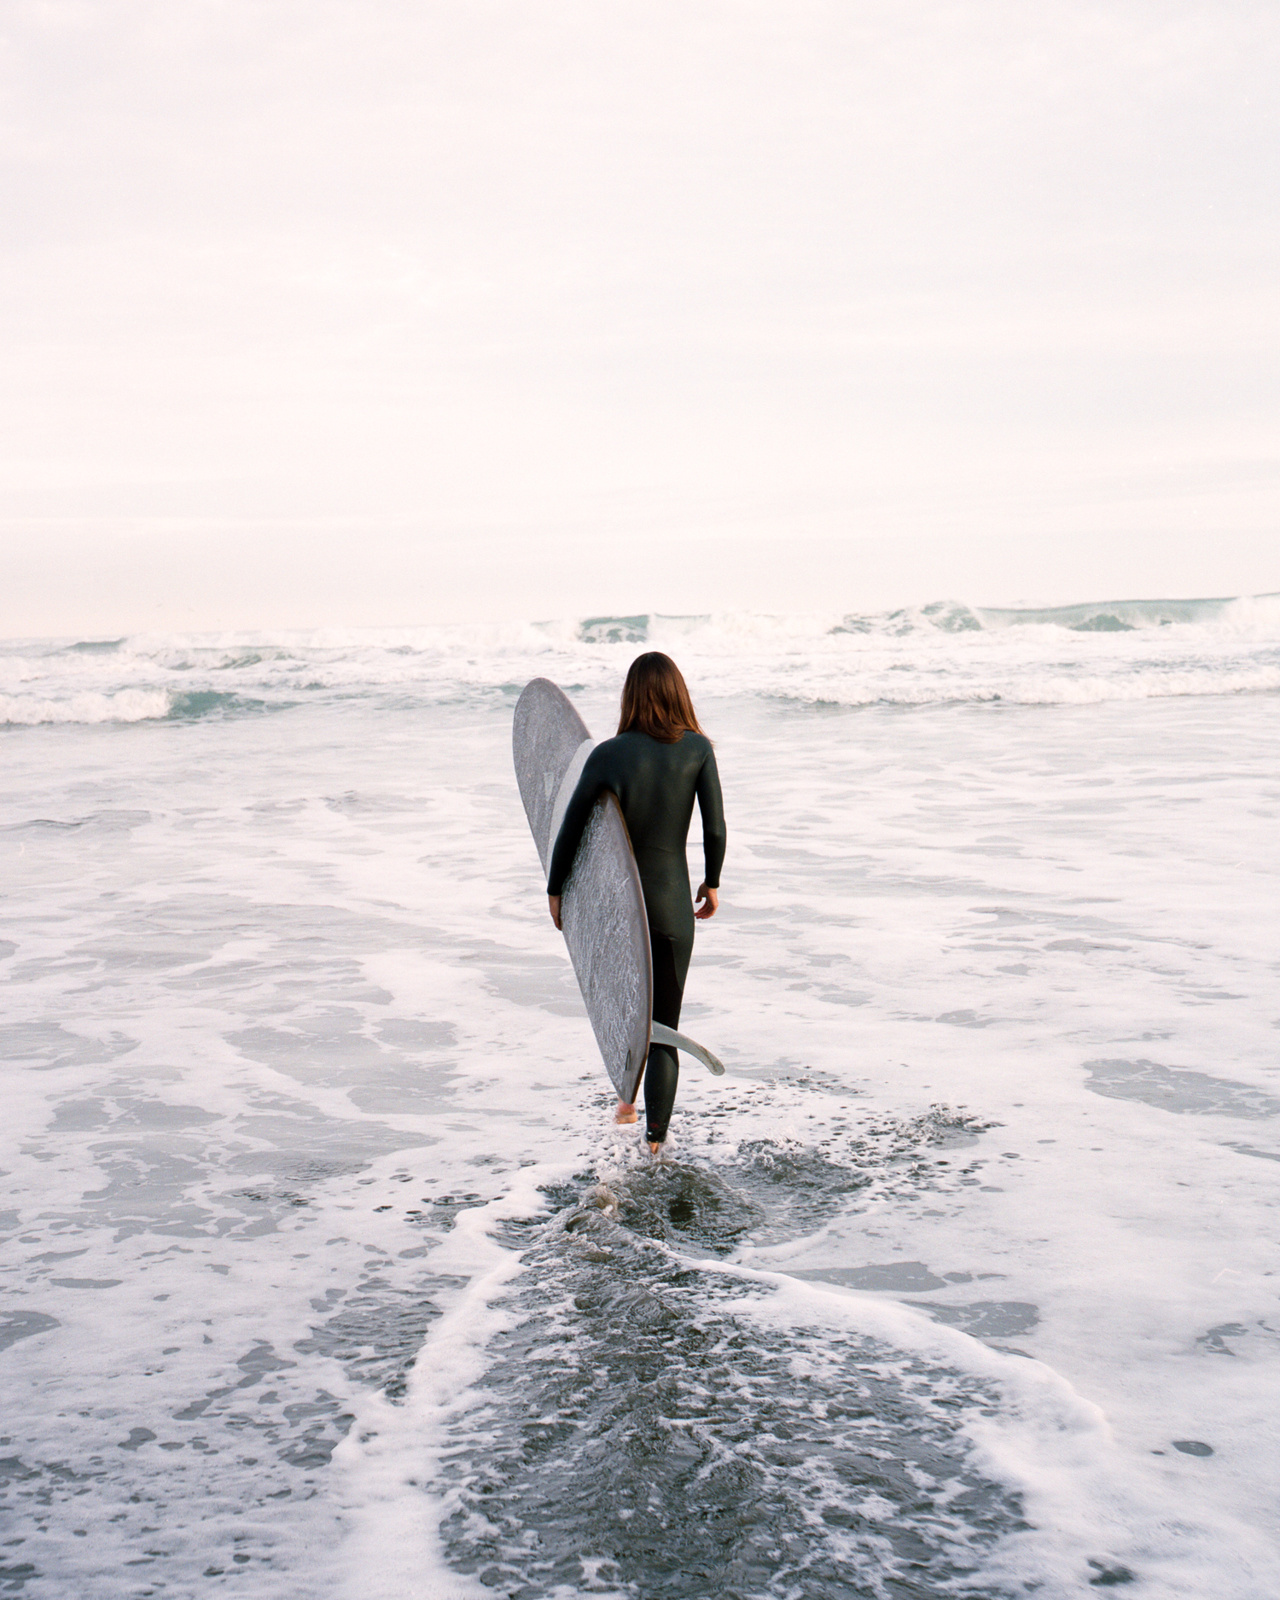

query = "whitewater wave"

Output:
[[568, 591, 1280, 644], [0, 687, 279, 728], [972, 592, 1280, 635], [0, 688, 172, 727], [1, 591, 1277, 720]]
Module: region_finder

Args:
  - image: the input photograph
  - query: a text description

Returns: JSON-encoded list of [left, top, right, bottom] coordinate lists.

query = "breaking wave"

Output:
[[0, 688, 171, 727], [573, 592, 1280, 643], [0, 688, 275, 728], [2, 591, 1277, 721]]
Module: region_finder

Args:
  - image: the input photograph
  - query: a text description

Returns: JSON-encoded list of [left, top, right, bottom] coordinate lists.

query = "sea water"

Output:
[[1, 596, 1278, 1598]]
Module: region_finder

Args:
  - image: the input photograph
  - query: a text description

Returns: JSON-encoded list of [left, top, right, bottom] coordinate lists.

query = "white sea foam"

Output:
[[0, 686, 172, 725], [0, 589, 1277, 724], [1, 598, 1278, 1595]]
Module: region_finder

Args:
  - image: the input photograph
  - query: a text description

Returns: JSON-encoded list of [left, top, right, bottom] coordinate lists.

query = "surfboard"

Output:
[[512, 677, 724, 1106]]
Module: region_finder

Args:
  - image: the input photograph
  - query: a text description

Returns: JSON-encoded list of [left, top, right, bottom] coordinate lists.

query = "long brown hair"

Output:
[[617, 652, 704, 743]]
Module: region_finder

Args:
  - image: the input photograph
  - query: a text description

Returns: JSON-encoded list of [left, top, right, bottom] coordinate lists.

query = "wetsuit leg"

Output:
[[644, 928, 692, 1144]]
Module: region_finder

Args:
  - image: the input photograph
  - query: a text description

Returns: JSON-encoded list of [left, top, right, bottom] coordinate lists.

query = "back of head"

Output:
[[617, 652, 704, 743]]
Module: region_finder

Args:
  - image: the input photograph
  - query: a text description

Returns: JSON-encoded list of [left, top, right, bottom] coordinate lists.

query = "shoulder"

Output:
[[682, 731, 715, 761], [580, 735, 631, 777], [588, 734, 629, 763]]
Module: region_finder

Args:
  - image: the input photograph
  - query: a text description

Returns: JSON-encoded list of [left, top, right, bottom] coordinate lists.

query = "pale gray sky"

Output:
[[2, 0, 1277, 632]]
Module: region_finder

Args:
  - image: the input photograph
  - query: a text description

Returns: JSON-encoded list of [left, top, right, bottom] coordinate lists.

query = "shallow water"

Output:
[[2, 607, 1279, 1597], [437, 1174, 1028, 1600]]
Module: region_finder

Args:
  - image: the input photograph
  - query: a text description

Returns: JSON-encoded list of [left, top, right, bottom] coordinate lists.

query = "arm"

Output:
[[695, 747, 726, 918], [545, 749, 608, 920]]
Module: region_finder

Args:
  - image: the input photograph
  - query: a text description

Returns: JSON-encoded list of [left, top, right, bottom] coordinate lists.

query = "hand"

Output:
[[548, 894, 562, 930], [694, 884, 719, 920]]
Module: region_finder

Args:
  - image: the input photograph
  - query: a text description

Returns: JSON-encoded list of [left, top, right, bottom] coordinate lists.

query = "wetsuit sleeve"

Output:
[[546, 750, 609, 896], [696, 747, 726, 889]]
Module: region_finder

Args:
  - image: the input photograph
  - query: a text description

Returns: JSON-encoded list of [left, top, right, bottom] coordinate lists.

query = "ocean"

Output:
[[1, 594, 1278, 1598]]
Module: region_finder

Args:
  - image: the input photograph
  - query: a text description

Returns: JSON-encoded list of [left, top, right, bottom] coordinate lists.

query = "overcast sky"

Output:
[[2, 0, 1277, 633]]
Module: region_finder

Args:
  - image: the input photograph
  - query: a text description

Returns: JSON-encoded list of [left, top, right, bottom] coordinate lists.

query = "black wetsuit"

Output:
[[546, 730, 726, 1143]]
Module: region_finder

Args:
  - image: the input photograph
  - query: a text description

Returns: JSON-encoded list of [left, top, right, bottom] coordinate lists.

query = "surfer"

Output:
[[546, 653, 726, 1154]]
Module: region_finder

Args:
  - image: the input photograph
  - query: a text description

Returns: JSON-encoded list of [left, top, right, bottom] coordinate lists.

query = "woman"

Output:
[[546, 653, 726, 1153]]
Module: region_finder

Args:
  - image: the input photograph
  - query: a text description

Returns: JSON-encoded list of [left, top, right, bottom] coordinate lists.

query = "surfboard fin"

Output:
[[650, 1022, 725, 1076]]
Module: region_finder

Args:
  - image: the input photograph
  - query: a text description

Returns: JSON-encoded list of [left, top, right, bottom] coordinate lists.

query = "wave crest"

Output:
[[3, 591, 1277, 720], [0, 688, 171, 727], [972, 593, 1280, 634], [548, 591, 1280, 649]]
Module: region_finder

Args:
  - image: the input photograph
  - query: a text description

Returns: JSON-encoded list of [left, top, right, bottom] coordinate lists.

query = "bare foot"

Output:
[[614, 1101, 637, 1125], [647, 1141, 662, 1156]]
